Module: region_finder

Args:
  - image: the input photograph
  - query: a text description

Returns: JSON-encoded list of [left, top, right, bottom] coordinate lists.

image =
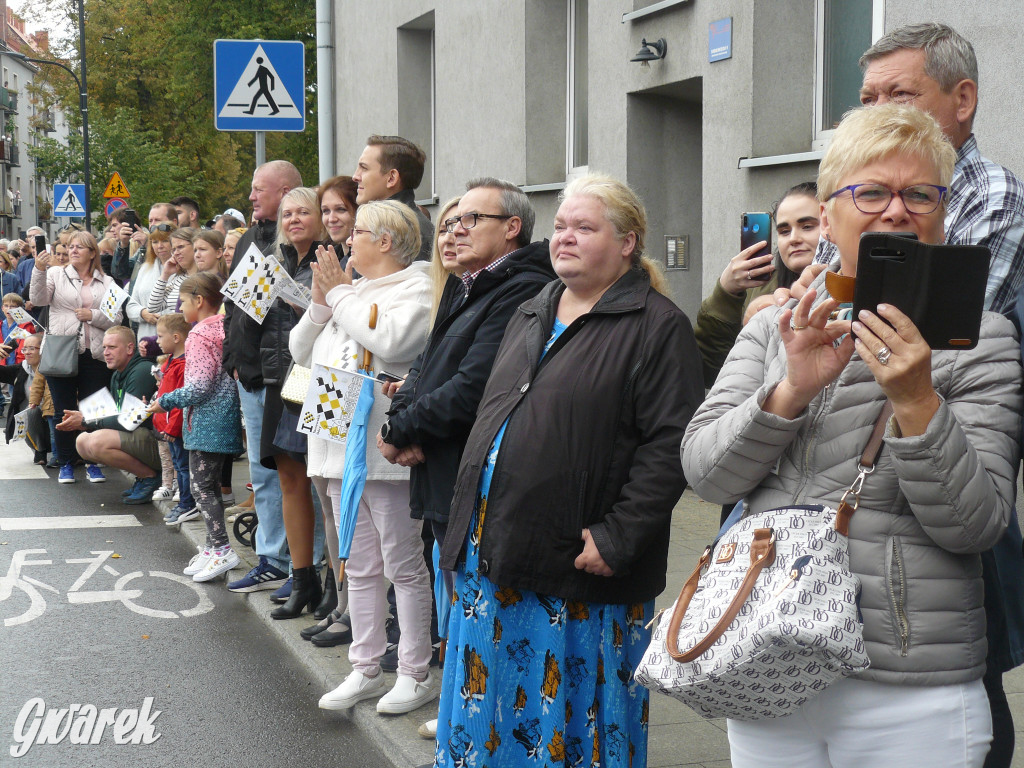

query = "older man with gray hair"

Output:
[[811, 23, 1024, 318]]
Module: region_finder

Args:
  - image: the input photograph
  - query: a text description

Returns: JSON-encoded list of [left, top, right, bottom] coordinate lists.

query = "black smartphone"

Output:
[[852, 232, 988, 350], [33, 234, 46, 254], [740, 212, 772, 281], [376, 371, 403, 384], [123, 209, 140, 230]]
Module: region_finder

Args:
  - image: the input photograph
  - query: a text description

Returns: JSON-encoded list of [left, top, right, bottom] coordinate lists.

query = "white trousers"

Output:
[[331, 478, 432, 678], [728, 677, 991, 768]]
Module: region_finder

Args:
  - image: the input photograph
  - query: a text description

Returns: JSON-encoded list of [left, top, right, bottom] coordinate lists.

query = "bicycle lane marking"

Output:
[[2, 549, 215, 626]]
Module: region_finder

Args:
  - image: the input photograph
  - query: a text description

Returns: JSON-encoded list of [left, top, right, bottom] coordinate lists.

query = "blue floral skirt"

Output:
[[434, 500, 653, 768]]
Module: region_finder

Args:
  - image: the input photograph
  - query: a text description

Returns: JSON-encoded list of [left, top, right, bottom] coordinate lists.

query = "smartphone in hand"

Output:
[[741, 213, 772, 282]]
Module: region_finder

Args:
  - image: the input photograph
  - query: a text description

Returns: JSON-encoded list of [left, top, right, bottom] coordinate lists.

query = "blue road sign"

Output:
[[53, 184, 87, 217], [214, 39, 305, 132]]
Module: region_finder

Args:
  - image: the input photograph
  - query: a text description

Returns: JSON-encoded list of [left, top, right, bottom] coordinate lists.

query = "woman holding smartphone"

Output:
[[694, 182, 820, 387]]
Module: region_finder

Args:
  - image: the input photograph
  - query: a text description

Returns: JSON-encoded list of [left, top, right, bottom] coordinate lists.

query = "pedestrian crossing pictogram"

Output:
[[214, 40, 305, 132], [53, 184, 86, 218]]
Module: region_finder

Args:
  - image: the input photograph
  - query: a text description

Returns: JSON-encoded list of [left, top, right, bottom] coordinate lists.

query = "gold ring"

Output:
[[791, 323, 808, 331]]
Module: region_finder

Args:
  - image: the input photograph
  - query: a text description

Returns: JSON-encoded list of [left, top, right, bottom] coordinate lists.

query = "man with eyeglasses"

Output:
[[378, 177, 556, 553], [352, 134, 433, 262], [110, 202, 178, 286], [810, 23, 1024, 316]]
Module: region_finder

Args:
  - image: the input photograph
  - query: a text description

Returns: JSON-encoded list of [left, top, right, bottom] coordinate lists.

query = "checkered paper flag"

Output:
[[4, 325, 30, 343], [97, 282, 130, 324], [117, 392, 151, 432], [79, 388, 119, 422], [8, 306, 33, 325], [10, 408, 28, 441], [222, 244, 283, 324], [296, 363, 372, 446]]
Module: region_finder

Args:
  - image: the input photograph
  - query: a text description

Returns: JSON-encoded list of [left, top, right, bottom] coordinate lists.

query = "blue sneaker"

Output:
[[123, 476, 161, 505], [270, 576, 293, 604], [85, 464, 106, 483], [227, 557, 288, 593], [122, 478, 142, 498], [58, 463, 75, 484]]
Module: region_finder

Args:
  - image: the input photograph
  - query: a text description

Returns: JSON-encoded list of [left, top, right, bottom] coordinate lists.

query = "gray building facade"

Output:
[[332, 1, 1024, 320]]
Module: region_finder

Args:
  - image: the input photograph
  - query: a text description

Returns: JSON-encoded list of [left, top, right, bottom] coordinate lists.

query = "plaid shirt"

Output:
[[814, 134, 1024, 315], [460, 250, 514, 295]]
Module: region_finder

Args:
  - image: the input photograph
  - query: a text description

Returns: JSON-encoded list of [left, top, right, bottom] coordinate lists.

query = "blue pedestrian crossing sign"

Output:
[[53, 184, 87, 217], [214, 40, 305, 132]]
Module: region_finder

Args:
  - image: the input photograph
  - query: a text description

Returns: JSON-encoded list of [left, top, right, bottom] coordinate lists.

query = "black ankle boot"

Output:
[[313, 567, 338, 620], [270, 566, 322, 620]]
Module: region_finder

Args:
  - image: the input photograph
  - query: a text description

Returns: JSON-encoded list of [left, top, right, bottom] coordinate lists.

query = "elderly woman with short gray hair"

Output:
[[682, 103, 1022, 766], [289, 199, 436, 715]]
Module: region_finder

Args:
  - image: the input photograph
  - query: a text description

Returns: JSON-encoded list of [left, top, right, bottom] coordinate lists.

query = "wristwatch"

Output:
[[380, 420, 395, 445]]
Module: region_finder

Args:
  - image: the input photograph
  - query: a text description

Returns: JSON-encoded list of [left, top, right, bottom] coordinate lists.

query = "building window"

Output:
[[397, 12, 435, 203], [813, 0, 883, 148], [567, 0, 588, 172]]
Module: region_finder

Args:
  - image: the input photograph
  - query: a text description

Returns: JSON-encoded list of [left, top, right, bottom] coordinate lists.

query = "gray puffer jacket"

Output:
[[681, 270, 1022, 686]]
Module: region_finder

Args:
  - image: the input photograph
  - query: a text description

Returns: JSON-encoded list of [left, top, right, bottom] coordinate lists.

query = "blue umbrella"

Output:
[[335, 369, 376, 570]]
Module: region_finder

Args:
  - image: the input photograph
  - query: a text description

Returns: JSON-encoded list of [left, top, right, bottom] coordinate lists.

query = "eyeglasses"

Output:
[[151, 224, 174, 233], [443, 212, 512, 233], [350, 228, 372, 237], [828, 183, 947, 215]]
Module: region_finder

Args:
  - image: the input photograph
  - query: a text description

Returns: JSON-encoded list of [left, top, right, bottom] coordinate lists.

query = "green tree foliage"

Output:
[[20, 0, 318, 225]]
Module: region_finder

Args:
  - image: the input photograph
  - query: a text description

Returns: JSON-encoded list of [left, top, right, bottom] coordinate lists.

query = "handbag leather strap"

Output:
[[835, 400, 893, 536], [666, 528, 776, 662], [665, 400, 892, 663]]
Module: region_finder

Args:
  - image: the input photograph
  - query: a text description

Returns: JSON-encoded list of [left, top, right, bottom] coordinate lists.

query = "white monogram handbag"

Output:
[[635, 403, 892, 721]]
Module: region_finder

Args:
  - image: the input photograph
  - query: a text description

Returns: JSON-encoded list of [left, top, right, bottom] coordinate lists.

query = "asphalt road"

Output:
[[0, 438, 386, 768]]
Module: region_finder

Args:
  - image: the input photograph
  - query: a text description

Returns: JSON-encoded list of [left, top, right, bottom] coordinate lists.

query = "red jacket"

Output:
[[152, 354, 185, 438]]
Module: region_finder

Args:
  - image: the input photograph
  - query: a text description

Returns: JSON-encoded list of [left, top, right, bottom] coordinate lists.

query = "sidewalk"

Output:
[[164, 469, 1024, 768]]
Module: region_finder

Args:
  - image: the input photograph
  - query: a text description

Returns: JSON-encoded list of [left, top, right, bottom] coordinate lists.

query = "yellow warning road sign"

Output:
[[103, 172, 130, 199]]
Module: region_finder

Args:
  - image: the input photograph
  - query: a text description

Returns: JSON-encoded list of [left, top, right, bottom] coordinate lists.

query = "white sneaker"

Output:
[[318, 671, 385, 711], [221, 492, 236, 506], [152, 485, 174, 501], [192, 547, 239, 582], [418, 719, 437, 739], [172, 490, 180, 502], [183, 549, 212, 576], [377, 672, 438, 714]]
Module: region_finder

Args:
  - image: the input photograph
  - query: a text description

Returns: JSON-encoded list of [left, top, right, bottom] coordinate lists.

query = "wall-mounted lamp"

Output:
[[630, 38, 667, 66]]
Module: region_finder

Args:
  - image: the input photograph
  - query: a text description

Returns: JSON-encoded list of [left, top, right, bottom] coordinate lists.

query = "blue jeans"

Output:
[[166, 437, 195, 509], [311, 476, 326, 572], [46, 416, 57, 455], [236, 382, 289, 572]]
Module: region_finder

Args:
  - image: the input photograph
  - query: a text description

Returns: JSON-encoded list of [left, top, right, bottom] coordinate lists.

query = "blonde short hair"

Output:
[[817, 104, 956, 203], [104, 325, 136, 348], [356, 200, 421, 267]]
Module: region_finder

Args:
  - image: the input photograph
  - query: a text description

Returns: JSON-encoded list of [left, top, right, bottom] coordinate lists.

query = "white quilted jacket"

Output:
[[682, 270, 1023, 685]]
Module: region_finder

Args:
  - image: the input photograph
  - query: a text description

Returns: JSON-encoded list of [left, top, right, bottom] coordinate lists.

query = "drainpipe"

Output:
[[316, 0, 334, 183]]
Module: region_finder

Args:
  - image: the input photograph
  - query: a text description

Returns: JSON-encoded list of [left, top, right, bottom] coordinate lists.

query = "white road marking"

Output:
[[0, 516, 142, 530], [0, 435, 48, 479]]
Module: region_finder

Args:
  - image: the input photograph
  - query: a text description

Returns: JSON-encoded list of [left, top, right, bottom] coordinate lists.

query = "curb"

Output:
[[156, 497, 436, 768]]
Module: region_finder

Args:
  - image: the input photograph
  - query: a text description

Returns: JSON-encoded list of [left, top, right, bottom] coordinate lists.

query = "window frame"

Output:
[[565, 0, 588, 176], [812, 0, 885, 150]]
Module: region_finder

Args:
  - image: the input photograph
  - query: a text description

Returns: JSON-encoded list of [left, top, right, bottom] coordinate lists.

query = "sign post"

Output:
[[214, 39, 304, 174]]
